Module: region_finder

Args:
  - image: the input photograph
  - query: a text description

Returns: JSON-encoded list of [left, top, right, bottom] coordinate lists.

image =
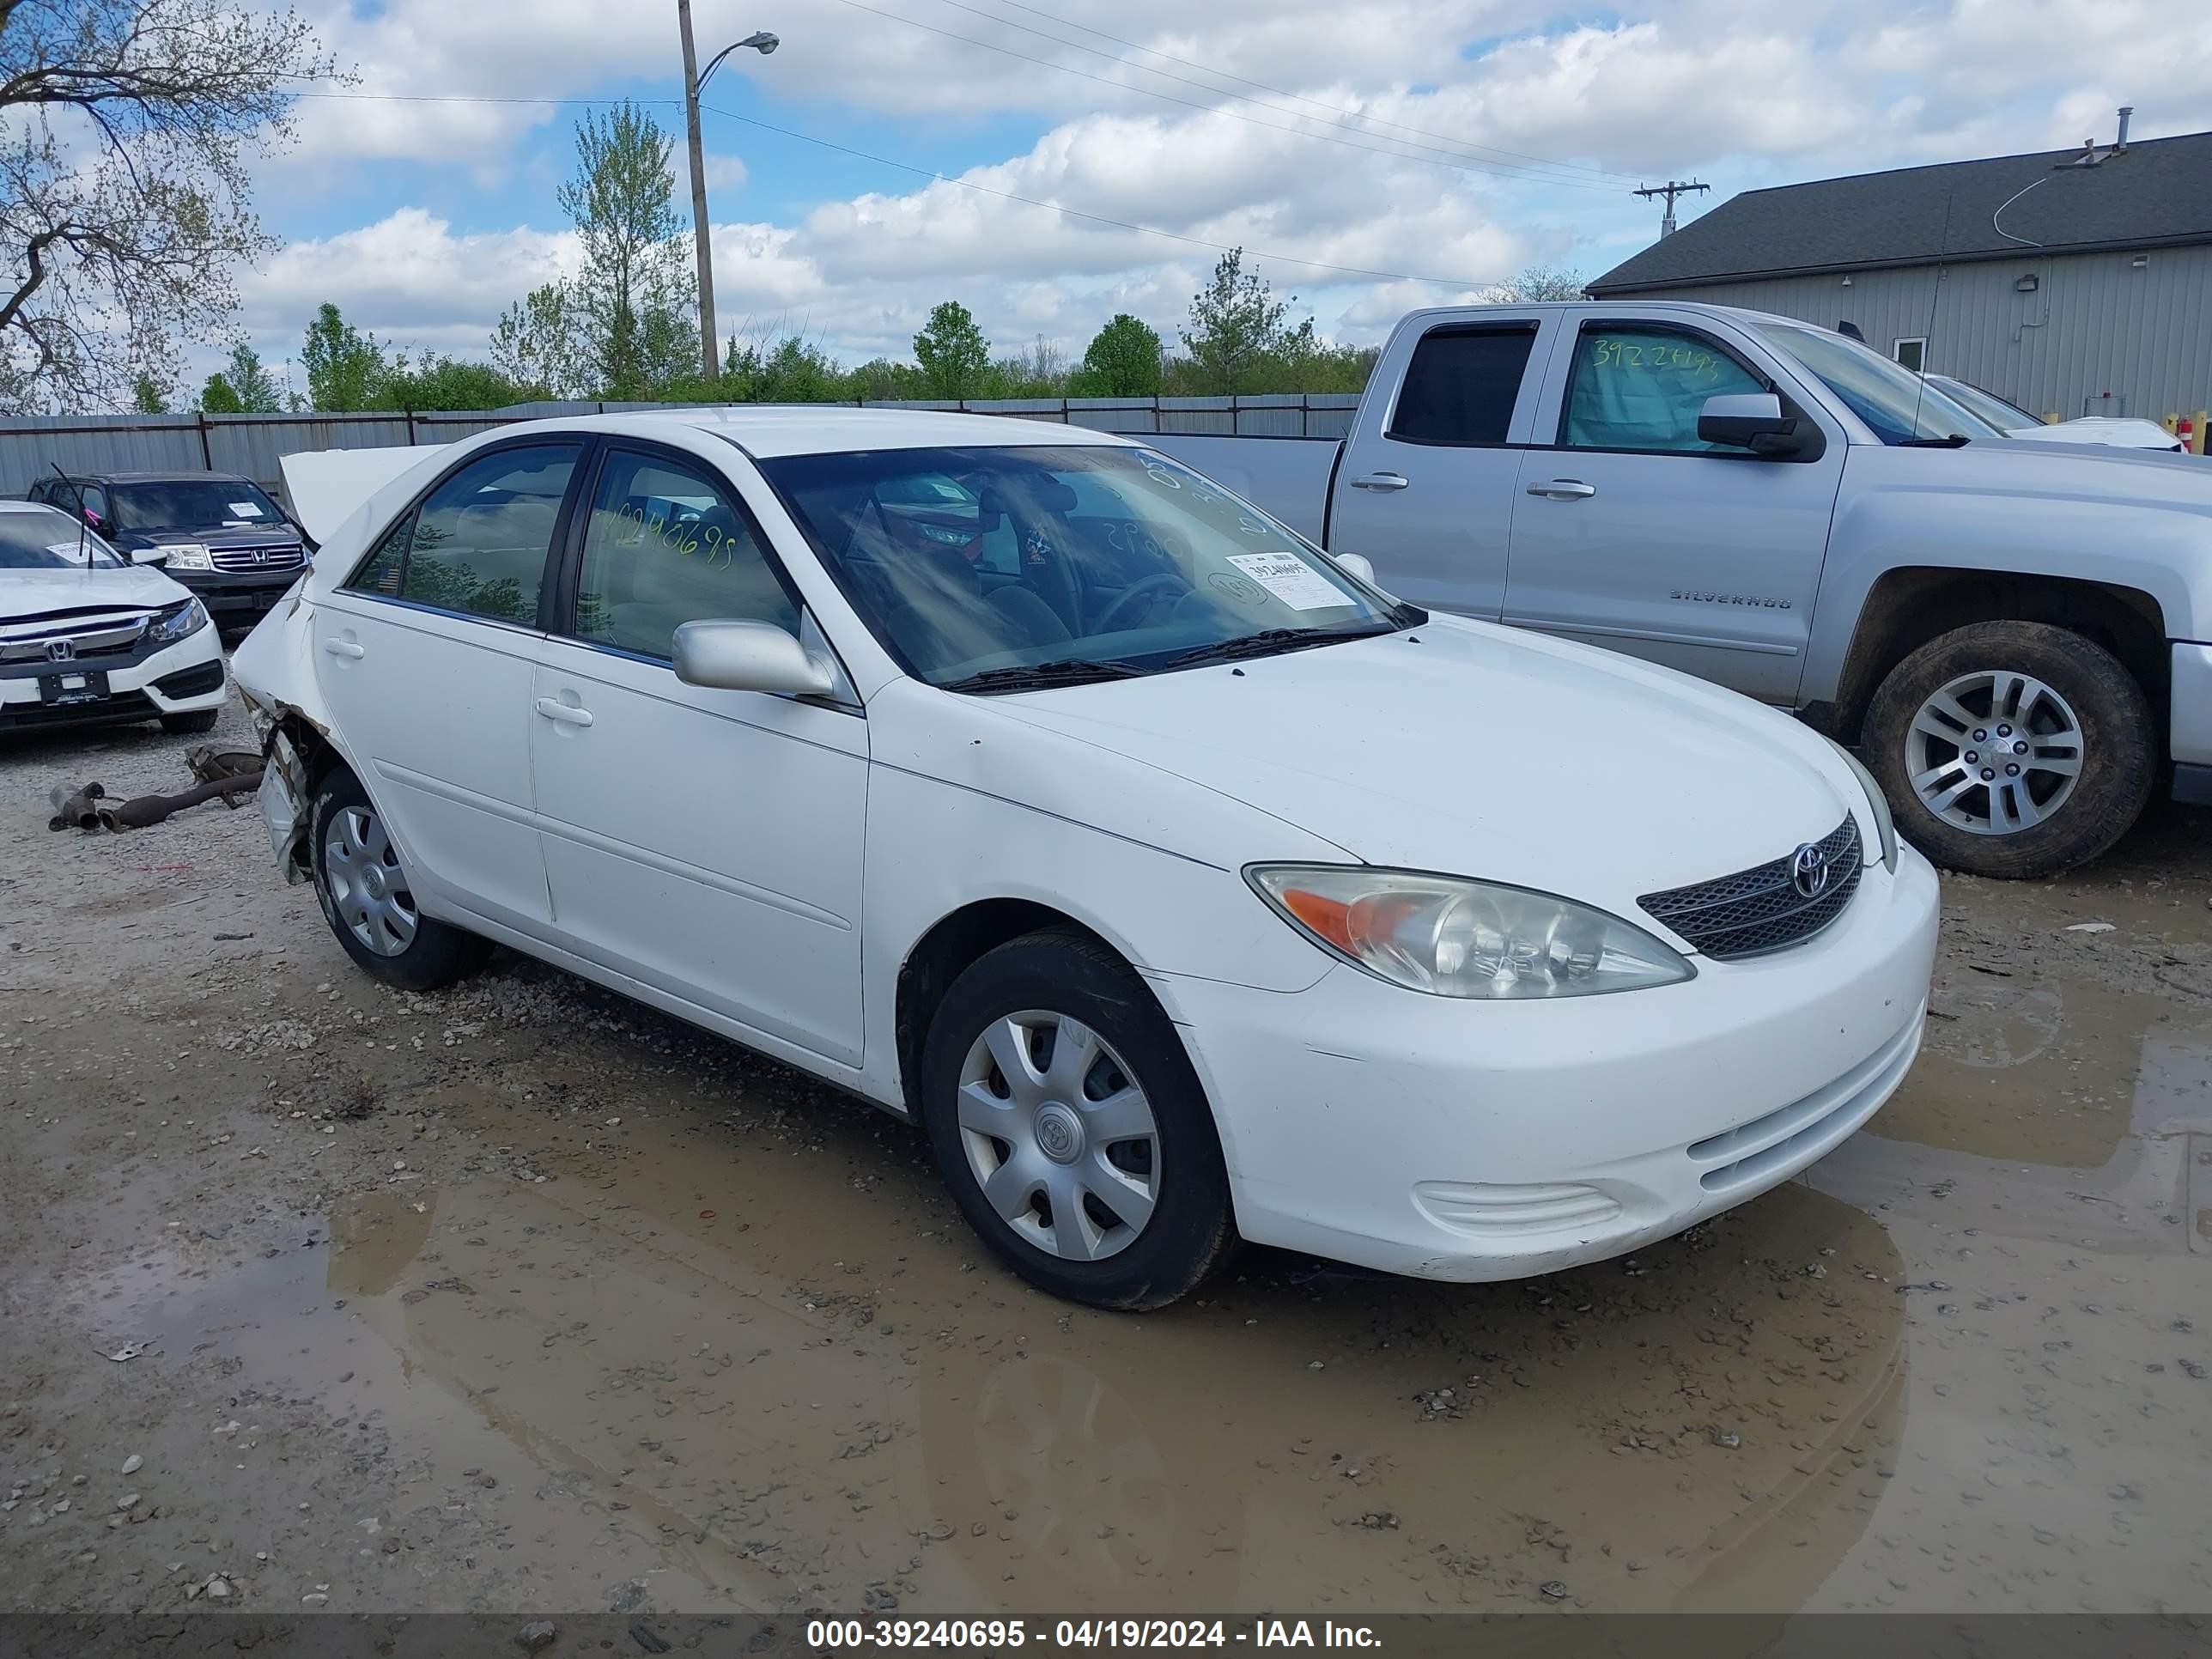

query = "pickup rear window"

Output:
[[1388, 325, 1537, 446]]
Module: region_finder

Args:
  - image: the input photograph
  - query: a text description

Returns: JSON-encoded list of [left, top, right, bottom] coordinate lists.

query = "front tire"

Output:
[[309, 768, 489, 990], [920, 931, 1236, 1310], [1863, 620, 2154, 878]]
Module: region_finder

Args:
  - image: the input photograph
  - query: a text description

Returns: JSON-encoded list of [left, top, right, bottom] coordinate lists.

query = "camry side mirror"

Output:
[[1333, 552, 1377, 586], [672, 617, 837, 697], [1698, 392, 1822, 459]]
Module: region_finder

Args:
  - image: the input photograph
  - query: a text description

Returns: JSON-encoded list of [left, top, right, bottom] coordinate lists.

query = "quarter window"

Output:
[[349, 444, 580, 624], [573, 449, 798, 659], [1389, 325, 1538, 445], [1560, 326, 1766, 453]]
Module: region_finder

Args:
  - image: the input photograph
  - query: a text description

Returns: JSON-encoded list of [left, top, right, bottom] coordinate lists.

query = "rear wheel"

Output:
[[920, 930, 1236, 1310], [309, 769, 489, 990], [1863, 620, 2154, 878]]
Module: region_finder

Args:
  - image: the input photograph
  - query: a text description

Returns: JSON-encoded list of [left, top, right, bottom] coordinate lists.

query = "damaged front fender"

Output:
[[232, 592, 337, 886]]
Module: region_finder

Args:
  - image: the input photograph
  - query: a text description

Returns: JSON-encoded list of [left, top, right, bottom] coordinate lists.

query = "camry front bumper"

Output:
[[1150, 846, 1941, 1281]]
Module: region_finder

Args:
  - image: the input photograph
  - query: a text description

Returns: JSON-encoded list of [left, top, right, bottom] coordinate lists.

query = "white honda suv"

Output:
[[234, 410, 1938, 1310]]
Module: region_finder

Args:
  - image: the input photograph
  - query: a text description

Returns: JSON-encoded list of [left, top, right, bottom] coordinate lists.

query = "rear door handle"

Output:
[[1527, 479, 1597, 501], [533, 696, 594, 728], [1348, 471, 1409, 492], [322, 639, 364, 659]]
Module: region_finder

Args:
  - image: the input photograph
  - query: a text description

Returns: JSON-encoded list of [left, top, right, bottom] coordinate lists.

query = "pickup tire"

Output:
[[1863, 621, 2154, 879]]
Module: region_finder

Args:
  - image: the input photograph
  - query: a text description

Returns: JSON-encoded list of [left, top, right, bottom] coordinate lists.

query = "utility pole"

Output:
[[677, 5, 779, 382], [1635, 179, 1709, 239]]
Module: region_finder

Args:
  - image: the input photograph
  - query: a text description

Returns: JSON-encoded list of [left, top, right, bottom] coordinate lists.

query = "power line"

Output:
[[698, 100, 1499, 288], [969, 0, 1640, 185], [823, 0, 1629, 194], [924, 0, 1638, 189]]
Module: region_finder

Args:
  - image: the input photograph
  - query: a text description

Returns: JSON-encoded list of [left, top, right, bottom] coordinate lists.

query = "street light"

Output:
[[678, 5, 779, 382]]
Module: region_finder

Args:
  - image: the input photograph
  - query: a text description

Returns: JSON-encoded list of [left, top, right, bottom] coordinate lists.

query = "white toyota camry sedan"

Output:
[[233, 409, 1937, 1309]]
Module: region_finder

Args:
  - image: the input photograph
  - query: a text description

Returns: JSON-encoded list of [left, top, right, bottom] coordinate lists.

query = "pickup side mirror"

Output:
[[128, 546, 167, 567], [673, 617, 837, 697], [1698, 392, 1823, 460]]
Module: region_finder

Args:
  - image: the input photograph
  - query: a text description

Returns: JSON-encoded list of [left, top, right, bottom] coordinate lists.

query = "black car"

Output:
[[28, 470, 312, 629]]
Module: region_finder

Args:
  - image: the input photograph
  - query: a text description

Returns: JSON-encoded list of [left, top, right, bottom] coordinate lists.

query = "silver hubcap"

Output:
[[1905, 669, 2084, 836], [957, 1011, 1160, 1262], [323, 805, 418, 956]]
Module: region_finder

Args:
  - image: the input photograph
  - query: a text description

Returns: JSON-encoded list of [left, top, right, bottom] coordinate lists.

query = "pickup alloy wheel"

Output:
[[1864, 620, 2154, 879]]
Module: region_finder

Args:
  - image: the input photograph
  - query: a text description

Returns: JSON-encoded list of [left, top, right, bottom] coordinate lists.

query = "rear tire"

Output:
[[1863, 620, 2154, 878], [159, 709, 220, 735], [309, 768, 489, 990], [920, 930, 1236, 1310]]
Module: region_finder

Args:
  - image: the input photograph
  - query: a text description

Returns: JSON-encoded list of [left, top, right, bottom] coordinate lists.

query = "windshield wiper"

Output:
[[939, 658, 1145, 695], [1898, 433, 1971, 447], [1161, 623, 1395, 671]]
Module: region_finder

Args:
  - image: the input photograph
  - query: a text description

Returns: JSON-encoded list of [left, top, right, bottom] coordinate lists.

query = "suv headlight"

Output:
[[159, 542, 213, 570], [1246, 866, 1694, 999], [146, 598, 210, 646], [1826, 738, 1899, 872]]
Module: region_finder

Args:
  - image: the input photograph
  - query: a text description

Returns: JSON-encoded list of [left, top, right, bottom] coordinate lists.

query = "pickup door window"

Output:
[[1505, 319, 1844, 705], [1328, 316, 1549, 617]]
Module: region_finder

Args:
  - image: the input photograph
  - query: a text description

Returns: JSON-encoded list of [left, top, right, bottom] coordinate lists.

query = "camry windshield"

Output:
[[108, 478, 284, 532], [0, 507, 123, 569], [760, 446, 1408, 690], [1932, 377, 2037, 430], [1755, 324, 2002, 445]]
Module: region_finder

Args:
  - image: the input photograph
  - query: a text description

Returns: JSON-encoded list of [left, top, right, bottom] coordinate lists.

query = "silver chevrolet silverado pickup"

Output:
[[1155, 300, 2212, 878]]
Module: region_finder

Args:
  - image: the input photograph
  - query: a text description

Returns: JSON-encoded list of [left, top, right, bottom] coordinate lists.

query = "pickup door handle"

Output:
[[1527, 479, 1597, 501], [1348, 471, 1409, 492], [322, 639, 364, 659], [533, 696, 594, 728]]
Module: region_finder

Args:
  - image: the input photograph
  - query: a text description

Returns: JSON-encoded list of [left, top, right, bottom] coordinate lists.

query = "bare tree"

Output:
[[0, 0, 342, 410], [1485, 264, 1587, 303]]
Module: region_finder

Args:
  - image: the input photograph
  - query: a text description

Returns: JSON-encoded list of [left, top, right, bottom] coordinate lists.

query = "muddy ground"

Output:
[[3, 694, 2209, 1619]]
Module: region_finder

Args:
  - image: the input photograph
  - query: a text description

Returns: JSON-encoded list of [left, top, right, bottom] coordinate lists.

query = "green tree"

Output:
[[301, 301, 387, 410], [1073, 313, 1162, 397], [556, 100, 697, 399], [1178, 248, 1306, 395], [489, 283, 579, 400], [0, 0, 344, 412], [199, 343, 282, 412], [378, 353, 524, 411], [912, 299, 990, 400], [129, 372, 168, 413], [843, 356, 912, 402]]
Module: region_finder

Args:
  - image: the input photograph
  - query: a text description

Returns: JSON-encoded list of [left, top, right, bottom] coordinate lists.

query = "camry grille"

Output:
[[1638, 817, 1862, 960]]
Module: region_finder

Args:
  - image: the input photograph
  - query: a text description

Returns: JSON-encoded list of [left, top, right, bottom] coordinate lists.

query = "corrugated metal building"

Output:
[[1589, 125, 2212, 426]]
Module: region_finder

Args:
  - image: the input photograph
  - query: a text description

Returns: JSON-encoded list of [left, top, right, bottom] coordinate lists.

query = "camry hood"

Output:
[[996, 617, 1863, 918], [0, 563, 188, 618]]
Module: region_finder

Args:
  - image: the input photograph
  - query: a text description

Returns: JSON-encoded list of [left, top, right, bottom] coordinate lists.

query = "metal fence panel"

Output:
[[0, 415, 204, 497]]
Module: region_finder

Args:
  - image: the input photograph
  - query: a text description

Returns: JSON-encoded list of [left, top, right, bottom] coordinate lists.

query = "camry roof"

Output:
[[557, 404, 1146, 459]]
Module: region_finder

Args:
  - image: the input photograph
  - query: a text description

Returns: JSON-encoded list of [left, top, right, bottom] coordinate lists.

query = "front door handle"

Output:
[[1348, 471, 1409, 492], [322, 638, 365, 659], [1527, 479, 1597, 501], [533, 696, 594, 728]]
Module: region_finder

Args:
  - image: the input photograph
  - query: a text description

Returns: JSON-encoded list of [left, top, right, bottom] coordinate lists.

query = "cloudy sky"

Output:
[[228, 0, 2206, 386]]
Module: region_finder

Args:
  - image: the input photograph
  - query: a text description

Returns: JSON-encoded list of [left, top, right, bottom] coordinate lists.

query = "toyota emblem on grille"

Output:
[[45, 638, 74, 662], [1790, 842, 1832, 900]]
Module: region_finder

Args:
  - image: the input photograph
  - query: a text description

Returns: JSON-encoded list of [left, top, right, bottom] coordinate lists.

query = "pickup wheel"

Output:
[[1863, 620, 2154, 878], [309, 768, 490, 990]]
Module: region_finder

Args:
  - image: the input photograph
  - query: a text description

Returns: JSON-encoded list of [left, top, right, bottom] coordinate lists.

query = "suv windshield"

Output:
[[0, 506, 124, 569], [1755, 324, 2003, 445], [760, 445, 1410, 690], [107, 478, 286, 532]]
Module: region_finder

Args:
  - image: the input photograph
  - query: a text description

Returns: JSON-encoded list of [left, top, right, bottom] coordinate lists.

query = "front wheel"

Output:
[[309, 769, 489, 990], [1863, 620, 2154, 878], [920, 931, 1236, 1310]]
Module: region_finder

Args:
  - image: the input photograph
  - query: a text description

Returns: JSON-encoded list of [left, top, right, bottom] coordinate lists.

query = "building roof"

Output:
[[1590, 130, 2212, 294]]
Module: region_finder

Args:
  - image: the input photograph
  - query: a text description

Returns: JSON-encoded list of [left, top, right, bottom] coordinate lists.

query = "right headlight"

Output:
[[1246, 865, 1694, 1000], [1826, 738, 1899, 872], [159, 542, 213, 570]]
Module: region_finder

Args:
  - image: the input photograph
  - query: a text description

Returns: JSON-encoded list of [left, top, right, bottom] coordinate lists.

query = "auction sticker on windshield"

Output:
[[1227, 551, 1344, 611]]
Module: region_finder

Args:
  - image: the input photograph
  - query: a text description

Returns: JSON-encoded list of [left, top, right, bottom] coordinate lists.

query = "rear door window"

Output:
[[1388, 325, 1540, 446], [348, 443, 580, 625]]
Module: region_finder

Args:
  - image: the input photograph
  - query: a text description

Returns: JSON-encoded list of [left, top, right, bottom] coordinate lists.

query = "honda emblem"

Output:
[[45, 638, 74, 663]]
